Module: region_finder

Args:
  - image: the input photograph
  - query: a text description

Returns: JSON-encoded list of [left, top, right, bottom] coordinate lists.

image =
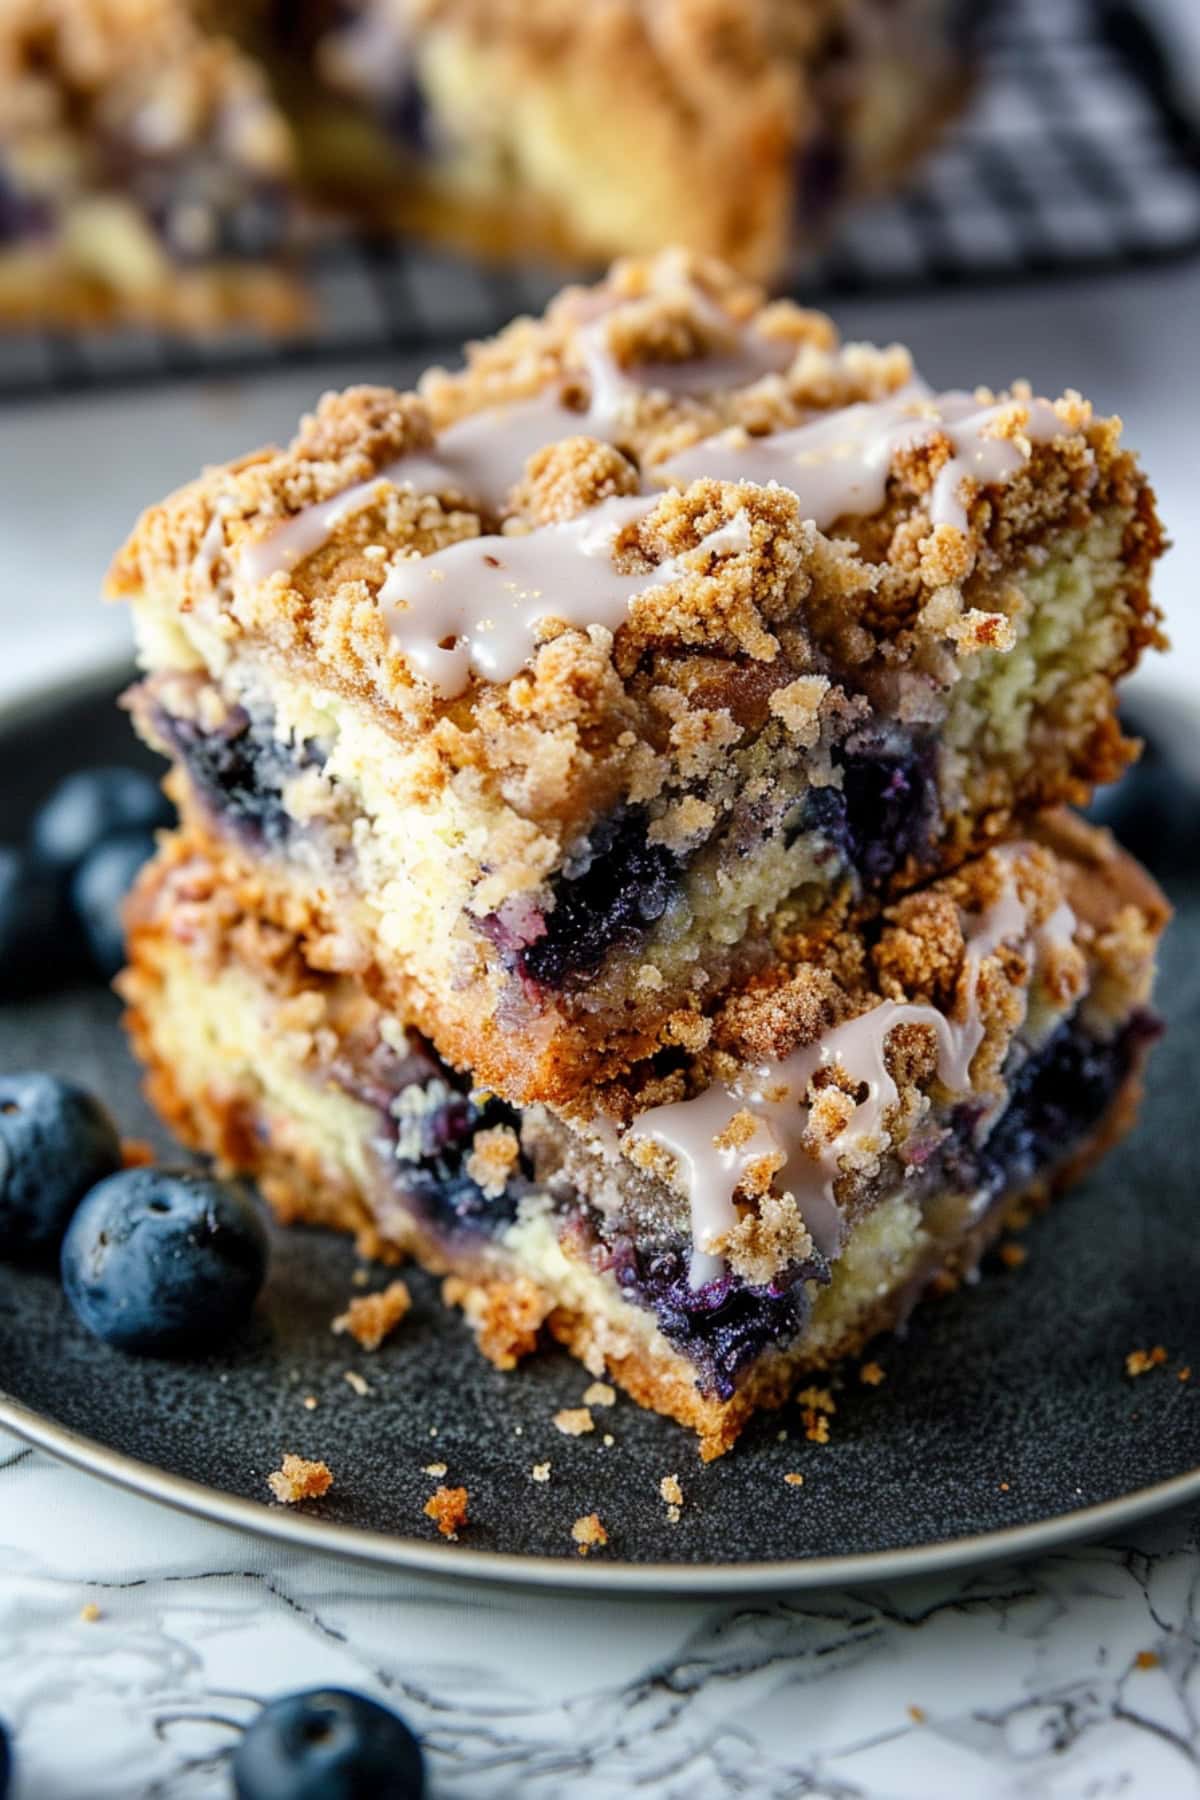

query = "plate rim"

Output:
[[4, 1389, 1200, 1595], [2, 660, 1198, 1597]]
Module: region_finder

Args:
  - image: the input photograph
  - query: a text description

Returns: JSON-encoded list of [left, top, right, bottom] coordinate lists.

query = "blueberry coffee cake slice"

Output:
[[307, 0, 983, 278], [0, 0, 305, 330], [109, 253, 1164, 1104], [121, 813, 1167, 1459]]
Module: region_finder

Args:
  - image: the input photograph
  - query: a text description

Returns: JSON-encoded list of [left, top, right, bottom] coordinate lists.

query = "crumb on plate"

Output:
[[571, 1513, 608, 1555], [332, 1279, 412, 1350], [554, 1407, 595, 1437], [267, 1454, 334, 1504], [424, 1485, 469, 1539]]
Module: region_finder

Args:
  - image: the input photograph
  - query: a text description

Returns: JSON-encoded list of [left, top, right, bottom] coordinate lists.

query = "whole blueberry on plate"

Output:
[[60, 1167, 268, 1354], [0, 1072, 122, 1259], [233, 1689, 425, 1800], [70, 827, 158, 979], [31, 767, 172, 874], [0, 846, 66, 998]]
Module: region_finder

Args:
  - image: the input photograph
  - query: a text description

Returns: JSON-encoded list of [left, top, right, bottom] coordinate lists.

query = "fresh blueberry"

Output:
[[0, 1072, 122, 1261], [31, 767, 172, 875], [0, 846, 69, 999], [70, 827, 158, 980], [60, 1167, 268, 1354], [233, 1688, 425, 1800]]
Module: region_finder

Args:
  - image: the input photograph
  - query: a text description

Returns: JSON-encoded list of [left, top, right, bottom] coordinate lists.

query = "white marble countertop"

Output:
[[2, 261, 1199, 1797], [2, 1433, 1198, 1798]]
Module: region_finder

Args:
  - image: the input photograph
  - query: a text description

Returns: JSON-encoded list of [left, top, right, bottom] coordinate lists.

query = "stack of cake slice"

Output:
[[110, 251, 1170, 1457]]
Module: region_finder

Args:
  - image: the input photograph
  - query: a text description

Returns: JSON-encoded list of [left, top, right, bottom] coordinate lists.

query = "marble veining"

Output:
[[0, 1433, 1197, 1797]]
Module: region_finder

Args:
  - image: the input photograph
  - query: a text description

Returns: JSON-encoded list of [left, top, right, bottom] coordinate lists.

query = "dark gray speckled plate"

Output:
[[0, 668, 1198, 1594]]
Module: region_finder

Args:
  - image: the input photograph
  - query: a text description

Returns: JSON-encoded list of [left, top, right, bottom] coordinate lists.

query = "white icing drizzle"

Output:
[[378, 499, 752, 697], [235, 293, 790, 583], [627, 859, 1076, 1284], [656, 387, 1063, 533], [192, 510, 227, 582]]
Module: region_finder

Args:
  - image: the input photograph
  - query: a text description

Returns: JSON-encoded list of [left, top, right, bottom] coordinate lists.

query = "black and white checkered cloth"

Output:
[[1, 0, 1196, 401]]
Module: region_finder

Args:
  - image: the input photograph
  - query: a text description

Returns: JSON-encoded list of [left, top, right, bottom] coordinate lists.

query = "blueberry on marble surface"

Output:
[[0, 1072, 122, 1260], [70, 827, 158, 980], [31, 767, 172, 875], [232, 1688, 425, 1800], [60, 1167, 268, 1354], [0, 846, 67, 998]]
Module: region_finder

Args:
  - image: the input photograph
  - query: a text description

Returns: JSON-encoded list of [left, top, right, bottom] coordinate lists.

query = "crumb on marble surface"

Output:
[[302, 1394, 318, 1410], [342, 1370, 371, 1397], [908, 1705, 927, 1724], [583, 1381, 616, 1408], [424, 1485, 469, 1539], [571, 1513, 608, 1555], [79, 1602, 102, 1623], [1135, 1650, 1160, 1670], [859, 1361, 886, 1386], [424, 1461, 448, 1477], [999, 1241, 1028, 1269], [531, 1462, 551, 1483], [784, 1472, 805, 1487], [1125, 1346, 1168, 1378], [267, 1454, 333, 1504], [332, 1279, 412, 1350]]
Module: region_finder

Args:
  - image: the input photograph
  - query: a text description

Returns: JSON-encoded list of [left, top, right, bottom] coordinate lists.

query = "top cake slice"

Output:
[[109, 250, 1165, 1105]]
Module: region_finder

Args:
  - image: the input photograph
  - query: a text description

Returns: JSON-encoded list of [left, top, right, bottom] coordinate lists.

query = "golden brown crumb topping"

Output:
[[109, 249, 1163, 818]]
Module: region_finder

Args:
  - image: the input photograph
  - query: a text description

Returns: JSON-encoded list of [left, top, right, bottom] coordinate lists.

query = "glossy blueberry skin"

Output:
[[0, 846, 68, 999], [70, 827, 158, 980], [233, 1688, 425, 1800], [31, 767, 172, 875], [61, 1168, 268, 1355], [0, 1072, 122, 1261]]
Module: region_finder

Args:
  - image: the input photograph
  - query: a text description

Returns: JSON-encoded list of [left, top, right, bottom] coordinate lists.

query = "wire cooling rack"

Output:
[[1, 0, 1197, 402]]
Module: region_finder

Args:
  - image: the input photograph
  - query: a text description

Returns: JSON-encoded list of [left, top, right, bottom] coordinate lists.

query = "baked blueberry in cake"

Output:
[[120, 812, 1168, 1458], [109, 253, 1164, 1103], [310, 0, 986, 278], [0, 0, 306, 330]]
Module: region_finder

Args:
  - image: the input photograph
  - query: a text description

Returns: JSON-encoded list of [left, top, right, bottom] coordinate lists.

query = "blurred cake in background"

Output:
[[308, 0, 982, 279], [0, 0, 306, 330], [0, 0, 985, 332]]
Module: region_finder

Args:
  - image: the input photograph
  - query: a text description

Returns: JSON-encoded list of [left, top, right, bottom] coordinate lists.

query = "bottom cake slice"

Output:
[[120, 814, 1167, 1459]]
